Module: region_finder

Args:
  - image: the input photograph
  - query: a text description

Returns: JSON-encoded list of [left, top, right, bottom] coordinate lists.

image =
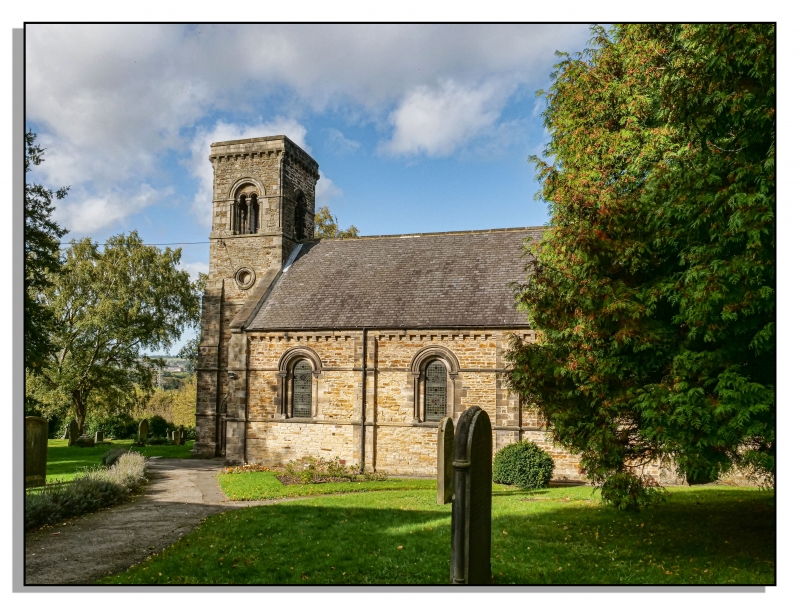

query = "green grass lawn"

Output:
[[218, 470, 435, 500], [101, 484, 774, 585], [45, 439, 195, 483]]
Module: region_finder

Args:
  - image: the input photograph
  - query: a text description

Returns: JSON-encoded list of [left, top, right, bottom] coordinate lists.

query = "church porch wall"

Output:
[[494, 386, 518, 428], [375, 333, 499, 370], [248, 332, 357, 369], [318, 371, 359, 420], [494, 429, 519, 453], [521, 405, 542, 428], [375, 371, 414, 424], [457, 371, 497, 420], [247, 371, 280, 419], [245, 421, 355, 467], [247, 332, 361, 422], [245, 369, 358, 422], [374, 425, 438, 476]]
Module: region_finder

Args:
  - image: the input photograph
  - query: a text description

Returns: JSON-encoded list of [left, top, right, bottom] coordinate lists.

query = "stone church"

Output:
[[191, 134, 584, 479]]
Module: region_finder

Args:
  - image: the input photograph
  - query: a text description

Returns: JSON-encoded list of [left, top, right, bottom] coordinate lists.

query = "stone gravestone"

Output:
[[67, 419, 80, 447], [74, 434, 95, 448], [94, 431, 104, 443], [171, 431, 180, 445], [61, 424, 69, 440], [25, 417, 48, 487], [450, 405, 493, 585], [437, 417, 454, 505], [178, 426, 186, 446], [138, 419, 149, 444]]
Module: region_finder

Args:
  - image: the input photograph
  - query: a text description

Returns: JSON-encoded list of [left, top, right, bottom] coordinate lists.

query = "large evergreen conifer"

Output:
[[506, 25, 775, 495]]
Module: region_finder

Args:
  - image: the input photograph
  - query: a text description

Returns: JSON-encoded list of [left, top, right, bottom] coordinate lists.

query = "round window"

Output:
[[234, 266, 256, 290]]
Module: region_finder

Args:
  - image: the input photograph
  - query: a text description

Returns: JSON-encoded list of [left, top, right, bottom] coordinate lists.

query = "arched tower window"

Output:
[[248, 193, 259, 234], [424, 360, 447, 422], [292, 360, 313, 418], [236, 194, 248, 235], [233, 191, 259, 235], [294, 193, 306, 240]]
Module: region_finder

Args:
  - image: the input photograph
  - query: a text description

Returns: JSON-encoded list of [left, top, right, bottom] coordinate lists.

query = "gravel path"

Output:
[[24, 458, 255, 585]]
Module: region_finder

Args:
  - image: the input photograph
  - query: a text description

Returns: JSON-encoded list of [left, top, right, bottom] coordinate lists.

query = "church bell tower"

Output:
[[192, 136, 319, 458]]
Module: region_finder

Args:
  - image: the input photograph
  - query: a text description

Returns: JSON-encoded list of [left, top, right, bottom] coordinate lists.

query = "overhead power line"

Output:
[[58, 241, 210, 247]]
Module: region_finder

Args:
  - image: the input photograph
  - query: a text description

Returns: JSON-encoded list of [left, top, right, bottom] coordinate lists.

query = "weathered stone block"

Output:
[[437, 417, 454, 505], [25, 417, 47, 488]]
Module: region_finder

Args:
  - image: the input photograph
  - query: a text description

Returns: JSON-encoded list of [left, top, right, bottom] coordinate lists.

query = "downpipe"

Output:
[[360, 327, 367, 474]]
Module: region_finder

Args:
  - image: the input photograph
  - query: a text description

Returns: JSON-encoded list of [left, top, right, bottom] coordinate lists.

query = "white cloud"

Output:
[[178, 260, 209, 282], [53, 183, 169, 235], [186, 118, 314, 225], [316, 172, 343, 204], [25, 24, 590, 238], [327, 129, 360, 153], [382, 80, 507, 157]]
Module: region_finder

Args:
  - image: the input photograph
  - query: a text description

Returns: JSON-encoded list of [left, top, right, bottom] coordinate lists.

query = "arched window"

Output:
[[291, 360, 313, 418], [248, 193, 259, 234], [233, 192, 259, 235], [424, 360, 447, 422], [236, 194, 248, 234], [294, 193, 306, 240], [278, 347, 323, 419]]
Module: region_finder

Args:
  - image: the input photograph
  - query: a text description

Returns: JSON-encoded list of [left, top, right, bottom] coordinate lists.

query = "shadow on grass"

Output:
[[490, 488, 775, 584], [44, 440, 196, 482], [101, 487, 774, 585]]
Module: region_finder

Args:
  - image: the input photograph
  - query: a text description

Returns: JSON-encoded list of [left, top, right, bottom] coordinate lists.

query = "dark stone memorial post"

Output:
[[67, 419, 79, 447], [138, 419, 149, 444], [450, 405, 493, 584], [25, 417, 48, 488], [437, 417, 454, 505]]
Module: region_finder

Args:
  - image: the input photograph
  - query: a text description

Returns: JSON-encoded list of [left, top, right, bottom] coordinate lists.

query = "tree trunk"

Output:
[[72, 391, 86, 434]]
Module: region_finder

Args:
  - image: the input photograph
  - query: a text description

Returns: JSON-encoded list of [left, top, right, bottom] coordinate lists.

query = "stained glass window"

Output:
[[424, 361, 447, 422], [292, 360, 312, 417]]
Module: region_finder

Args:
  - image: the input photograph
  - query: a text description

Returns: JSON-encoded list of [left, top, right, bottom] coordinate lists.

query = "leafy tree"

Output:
[[506, 24, 775, 497], [25, 131, 68, 373], [314, 205, 359, 239], [178, 336, 200, 374], [133, 376, 196, 433], [27, 232, 202, 432]]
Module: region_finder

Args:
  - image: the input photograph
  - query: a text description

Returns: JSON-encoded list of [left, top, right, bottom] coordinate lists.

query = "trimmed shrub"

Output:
[[492, 440, 555, 489], [102, 447, 129, 467], [600, 472, 667, 511], [278, 457, 387, 485], [25, 452, 147, 531]]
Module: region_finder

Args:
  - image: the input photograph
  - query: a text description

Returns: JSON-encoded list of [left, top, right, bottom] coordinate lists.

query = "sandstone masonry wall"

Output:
[[232, 328, 590, 480]]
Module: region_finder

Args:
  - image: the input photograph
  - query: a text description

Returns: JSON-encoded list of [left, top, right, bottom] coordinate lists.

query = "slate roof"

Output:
[[246, 227, 544, 331]]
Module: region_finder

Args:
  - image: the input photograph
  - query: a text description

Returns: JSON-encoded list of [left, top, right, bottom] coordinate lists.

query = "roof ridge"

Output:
[[309, 226, 547, 242]]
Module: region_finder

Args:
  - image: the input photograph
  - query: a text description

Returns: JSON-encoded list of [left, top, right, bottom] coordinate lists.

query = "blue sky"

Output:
[[25, 24, 593, 353]]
